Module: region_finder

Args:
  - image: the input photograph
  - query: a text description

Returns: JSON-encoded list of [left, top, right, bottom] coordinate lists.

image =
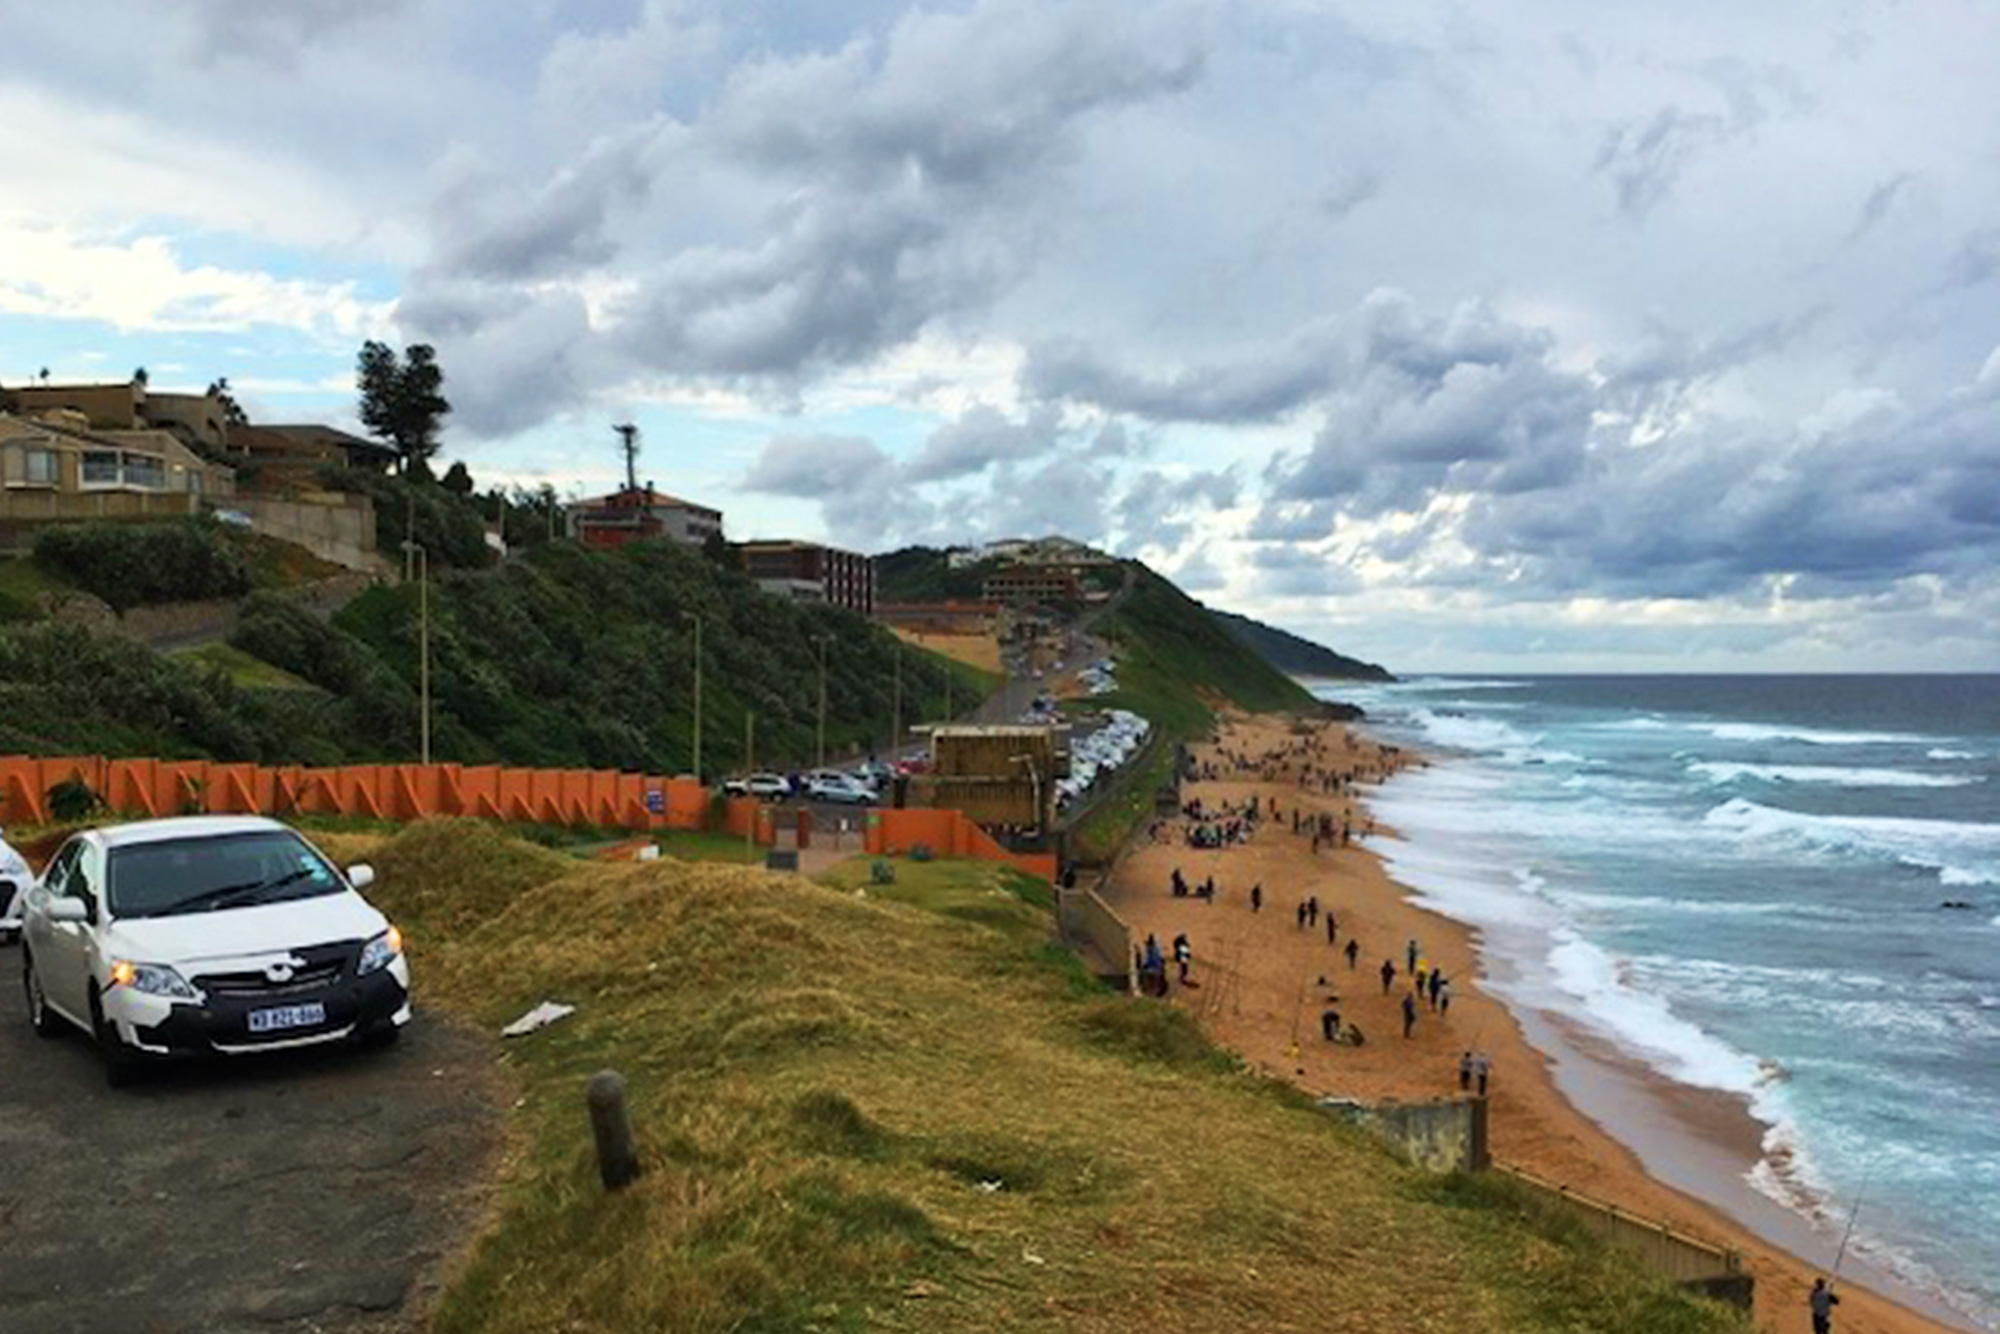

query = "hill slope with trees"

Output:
[[1208, 606, 1393, 680]]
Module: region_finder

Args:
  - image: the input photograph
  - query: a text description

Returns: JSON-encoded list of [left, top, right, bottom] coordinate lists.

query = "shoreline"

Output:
[[1100, 711, 1979, 1334]]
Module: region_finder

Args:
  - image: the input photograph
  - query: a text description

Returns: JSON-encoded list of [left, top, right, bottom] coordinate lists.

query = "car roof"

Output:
[[91, 816, 294, 850]]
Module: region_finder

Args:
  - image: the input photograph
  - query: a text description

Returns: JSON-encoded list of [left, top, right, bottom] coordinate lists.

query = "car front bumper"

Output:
[[108, 957, 412, 1057]]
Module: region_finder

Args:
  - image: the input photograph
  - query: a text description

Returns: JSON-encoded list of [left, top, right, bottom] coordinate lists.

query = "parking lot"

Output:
[[0, 956, 498, 1334]]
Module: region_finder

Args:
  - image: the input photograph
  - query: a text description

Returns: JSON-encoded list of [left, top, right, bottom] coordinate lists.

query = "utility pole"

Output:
[[744, 711, 755, 859], [613, 422, 640, 492], [685, 612, 703, 782], [814, 634, 836, 769], [403, 541, 431, 765]]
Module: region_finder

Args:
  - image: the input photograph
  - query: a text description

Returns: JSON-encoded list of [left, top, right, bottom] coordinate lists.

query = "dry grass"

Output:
[[335, 821, 1749, 1334]]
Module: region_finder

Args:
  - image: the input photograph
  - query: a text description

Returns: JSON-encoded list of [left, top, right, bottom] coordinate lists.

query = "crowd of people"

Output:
[[1137, 723, 1491, 1100]]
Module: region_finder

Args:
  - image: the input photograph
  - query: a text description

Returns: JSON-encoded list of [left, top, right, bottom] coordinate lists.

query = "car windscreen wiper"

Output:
[[153, 868, 315, 917]]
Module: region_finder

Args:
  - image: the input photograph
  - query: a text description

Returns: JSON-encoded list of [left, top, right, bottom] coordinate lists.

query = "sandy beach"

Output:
[[1100, 712, 1974, 1334]]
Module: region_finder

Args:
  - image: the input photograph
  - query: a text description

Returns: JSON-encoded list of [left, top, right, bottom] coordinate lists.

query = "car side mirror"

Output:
[[346, 864, 376, 891], [46, 897, 90, 924]]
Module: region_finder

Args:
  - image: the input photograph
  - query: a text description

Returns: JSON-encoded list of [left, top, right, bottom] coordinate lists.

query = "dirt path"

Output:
[[0, 958, 498, 1334]]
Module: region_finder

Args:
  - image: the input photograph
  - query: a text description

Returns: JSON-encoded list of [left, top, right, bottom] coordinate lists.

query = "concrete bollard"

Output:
[[586, 1069, 641, 1190]]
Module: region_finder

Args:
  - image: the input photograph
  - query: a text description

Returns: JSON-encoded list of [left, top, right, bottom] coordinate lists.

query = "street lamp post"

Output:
[[684, 612, 703, 782], [402, 541, 431, 765], [815, 634, 832, 769]]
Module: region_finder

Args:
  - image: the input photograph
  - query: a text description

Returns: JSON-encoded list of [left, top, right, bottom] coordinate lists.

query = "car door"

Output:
[[32, 840, 95, 1023]]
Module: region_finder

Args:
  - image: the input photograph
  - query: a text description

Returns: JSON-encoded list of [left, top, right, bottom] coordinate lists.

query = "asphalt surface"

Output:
[[0, 949, 498, 1334]]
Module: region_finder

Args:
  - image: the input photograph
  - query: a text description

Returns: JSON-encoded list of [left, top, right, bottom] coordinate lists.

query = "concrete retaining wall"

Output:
[[1321, 1095, 1489, 1174], [234, 494, 380, 572], [1059, 883, 1136, 990], [1495, 1166, 1745, 1289]]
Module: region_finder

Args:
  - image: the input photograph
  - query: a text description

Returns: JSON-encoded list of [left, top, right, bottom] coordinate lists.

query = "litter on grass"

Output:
[[501, 1001, 576, 1037]]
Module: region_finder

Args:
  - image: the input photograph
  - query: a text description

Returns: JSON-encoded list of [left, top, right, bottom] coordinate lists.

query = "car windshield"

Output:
[[108, 831, 345, 919]]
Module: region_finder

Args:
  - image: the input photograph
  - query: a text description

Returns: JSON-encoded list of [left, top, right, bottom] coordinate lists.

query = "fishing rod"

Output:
[[1829, 1160, 1878, 1288]]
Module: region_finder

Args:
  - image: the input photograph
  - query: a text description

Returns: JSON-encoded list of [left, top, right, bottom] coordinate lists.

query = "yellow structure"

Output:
[[0, 411, 235, 513], [910, 724, 1065, 830]]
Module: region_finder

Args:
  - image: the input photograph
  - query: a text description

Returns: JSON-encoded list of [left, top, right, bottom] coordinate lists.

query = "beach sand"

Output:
[[1100, 712, 1974, 1334]]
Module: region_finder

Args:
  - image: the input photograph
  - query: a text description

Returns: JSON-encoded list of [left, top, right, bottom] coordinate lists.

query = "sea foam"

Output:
[[1688, 761, 1981, 789]]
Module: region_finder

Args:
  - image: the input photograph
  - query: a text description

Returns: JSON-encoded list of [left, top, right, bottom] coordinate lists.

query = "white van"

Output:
[[19, 816, 410, 1086]]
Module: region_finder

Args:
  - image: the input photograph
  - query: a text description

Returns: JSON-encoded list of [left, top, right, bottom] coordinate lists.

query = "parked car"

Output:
[[723, 772, 792, 800], [0, 826, 32, 945], [806, 773, 874, 805], [18, 816, 411, 1087]]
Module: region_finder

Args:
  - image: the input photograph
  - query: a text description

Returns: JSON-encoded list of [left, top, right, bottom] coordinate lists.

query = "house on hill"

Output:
[[567, 486, 725, 550], [1, 410, 236, 520]]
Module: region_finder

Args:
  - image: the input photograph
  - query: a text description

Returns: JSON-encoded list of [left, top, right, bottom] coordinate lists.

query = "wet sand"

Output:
[[1100, 712, 1976, 1334]]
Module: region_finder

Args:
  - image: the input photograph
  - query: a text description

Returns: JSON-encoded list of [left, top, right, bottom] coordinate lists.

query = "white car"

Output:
[[18, 816, 411, 1087], [0, 827, 32, 944], [806, 773, 874, 805]]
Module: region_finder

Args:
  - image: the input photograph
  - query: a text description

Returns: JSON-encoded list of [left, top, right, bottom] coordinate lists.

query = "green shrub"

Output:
[[33, 520, 251, 612]]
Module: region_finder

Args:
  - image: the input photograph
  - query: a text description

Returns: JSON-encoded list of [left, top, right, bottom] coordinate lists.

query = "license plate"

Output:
[[248, 1002, 327, 1034]]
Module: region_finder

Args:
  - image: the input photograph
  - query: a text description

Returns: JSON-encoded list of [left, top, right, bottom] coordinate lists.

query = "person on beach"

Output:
[[1458, 1051, 1473, 1092], [1810, 1278, 1840, 1333], [1402, 992, 1418, 1039], [1475, 1053, 1491, 1097], [1380, 958, 1397, 994], [1438, 979, 1451, 1018], [1297, 901, 1308, 930], [1321, 1007, 1340, 1042], [1325, 912, 1336, 945], [1345, 937, 1360, 970], [1173, 932, 1192, 983], [1407, 938, 1418, 973], [1251, 883, 1263, 912], [1427, 968, 1443, 1010], [1306, 895, 1319, 927]]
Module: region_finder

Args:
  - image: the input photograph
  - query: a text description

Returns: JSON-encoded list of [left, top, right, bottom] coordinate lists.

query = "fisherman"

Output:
[[1810, 1277, 1840, 1334], [1380, 958, 1397, 995], [1402, 992, 1418, 1039]]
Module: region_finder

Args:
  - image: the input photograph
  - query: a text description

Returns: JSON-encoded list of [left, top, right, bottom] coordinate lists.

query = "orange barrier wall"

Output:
[[1, 756, 1053, 883], [864, 808, 1058, 883], [0, 754, 711, 835]]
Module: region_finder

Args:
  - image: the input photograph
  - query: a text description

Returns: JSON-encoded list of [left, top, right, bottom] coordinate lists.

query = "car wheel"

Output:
[[23, 951, 66, 1040], [88, 986, 142, 1089]]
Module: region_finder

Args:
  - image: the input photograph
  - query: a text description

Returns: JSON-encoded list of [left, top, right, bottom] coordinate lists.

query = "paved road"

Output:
[[0, 950, 497, 1334]]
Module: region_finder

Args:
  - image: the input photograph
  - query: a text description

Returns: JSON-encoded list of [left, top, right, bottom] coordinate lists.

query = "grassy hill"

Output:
[[873, 546, 996, 603], [0, 536, 991, 774], [309, 820, 1749, 1334], [1209, 606, 1393, 681]]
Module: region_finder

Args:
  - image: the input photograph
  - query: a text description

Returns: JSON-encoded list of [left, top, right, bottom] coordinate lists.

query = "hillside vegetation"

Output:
[[310, 821, 1748, 1334], [1209, 605, 1393, 681], [0, 536, 990, 773]]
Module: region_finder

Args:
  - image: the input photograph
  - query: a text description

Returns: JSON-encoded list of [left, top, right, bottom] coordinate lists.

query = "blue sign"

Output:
[[644, 789, 665, 814]]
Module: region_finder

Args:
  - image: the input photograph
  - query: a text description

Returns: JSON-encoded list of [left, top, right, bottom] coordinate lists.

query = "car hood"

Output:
[[107, 891, 387, 968]]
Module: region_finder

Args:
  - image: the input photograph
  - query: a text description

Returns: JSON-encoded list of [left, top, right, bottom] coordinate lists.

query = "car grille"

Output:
[[195, 946, 351, 999]]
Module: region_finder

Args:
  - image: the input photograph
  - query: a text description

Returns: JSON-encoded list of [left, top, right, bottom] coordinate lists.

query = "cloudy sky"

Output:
[[4, 0, 1997, 672]]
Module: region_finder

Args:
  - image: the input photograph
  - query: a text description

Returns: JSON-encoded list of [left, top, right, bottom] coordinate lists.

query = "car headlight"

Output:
[[107, 960, 199, 1000], [358, 925, 404, 976]]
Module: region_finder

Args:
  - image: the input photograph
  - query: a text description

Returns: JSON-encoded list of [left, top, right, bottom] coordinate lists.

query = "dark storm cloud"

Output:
[[903, 404, 1063, 482], [742, 433, 896, 498], [1022, 328, 1336, 424], [399, 0, 1212, 413], [395, 280, 596, 436]]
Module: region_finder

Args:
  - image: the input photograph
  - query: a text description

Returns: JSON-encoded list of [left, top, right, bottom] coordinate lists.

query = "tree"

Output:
[[132, 366, 149, 388], [206, 377, 249, 426], [441, 461, 474, 496], [356, 341, 452, 475]]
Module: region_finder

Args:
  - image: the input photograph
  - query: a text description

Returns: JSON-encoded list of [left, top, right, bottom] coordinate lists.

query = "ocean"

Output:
[[1314, 675, 2000, 1331]]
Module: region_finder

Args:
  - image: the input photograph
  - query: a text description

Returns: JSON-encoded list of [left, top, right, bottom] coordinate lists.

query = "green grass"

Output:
[[170, 642, 320, 691], [307, 821, 1750, 1334], [655, 829, 766, 864]]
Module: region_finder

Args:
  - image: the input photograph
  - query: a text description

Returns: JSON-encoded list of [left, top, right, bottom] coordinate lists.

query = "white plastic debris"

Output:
[[977, 1179, 1004, 1193], [501, 1001, 577, 1037]]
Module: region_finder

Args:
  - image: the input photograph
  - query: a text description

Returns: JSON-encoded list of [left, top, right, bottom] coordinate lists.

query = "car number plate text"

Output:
[[248, 1002, 327, 1034]]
